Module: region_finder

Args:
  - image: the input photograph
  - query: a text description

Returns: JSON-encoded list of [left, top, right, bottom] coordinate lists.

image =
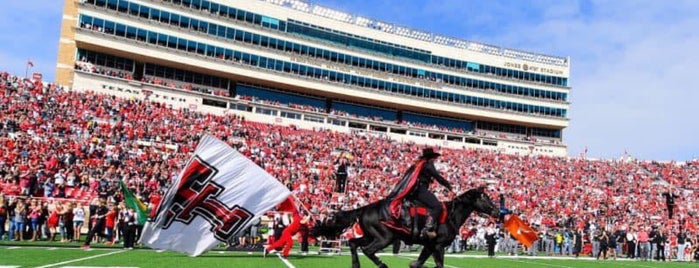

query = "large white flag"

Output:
[[141, 134, 290, 256]]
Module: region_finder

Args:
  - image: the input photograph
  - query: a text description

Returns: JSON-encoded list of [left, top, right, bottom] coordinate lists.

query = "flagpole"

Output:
[[290, 194, 314, 217], [25, 60, 33, 79]]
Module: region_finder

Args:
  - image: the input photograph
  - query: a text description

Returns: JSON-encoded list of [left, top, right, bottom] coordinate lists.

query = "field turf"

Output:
[[1, 244, 695, 268]]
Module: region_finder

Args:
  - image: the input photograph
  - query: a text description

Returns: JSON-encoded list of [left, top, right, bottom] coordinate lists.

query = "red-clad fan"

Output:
[[104, 205, 117, 244], [264, 197, 311, 259]]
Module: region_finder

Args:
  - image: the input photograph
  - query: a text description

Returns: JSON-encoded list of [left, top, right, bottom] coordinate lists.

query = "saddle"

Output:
[[382, 200, 448, 240]]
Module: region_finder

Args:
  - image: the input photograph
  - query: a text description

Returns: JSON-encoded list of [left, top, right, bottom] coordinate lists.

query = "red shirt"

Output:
[[105, 210, 117, 228], [637, 231, 649, 243]]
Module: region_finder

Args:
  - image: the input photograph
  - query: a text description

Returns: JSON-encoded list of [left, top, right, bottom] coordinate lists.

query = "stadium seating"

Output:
[[1, 71, 698, 246]]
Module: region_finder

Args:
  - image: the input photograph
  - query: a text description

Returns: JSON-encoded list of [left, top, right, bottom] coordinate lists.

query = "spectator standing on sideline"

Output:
[[608, 228, 618, 260], [485, 222, 498, 258], [597, 230, 609, 260], [655, 228, 666, 261], [573, 227, 583, 258], [28, 200, 41, 241], [82, 199, 108, 249], [626, 228, 637, 259], [73, 204, 85, 242], [122, 207, 137, 249], [13, 199, 26, 241], [62, 203, 74, 243], [299, 217, 310, 255], [649, 226, 658, 260], [0, 196, 7, 240], [591, 228, 600, 259], [637, 227, 650, 261], [677, 228, 688, 262], [104, 204, 117, 244], [544, 228, 555, 256]]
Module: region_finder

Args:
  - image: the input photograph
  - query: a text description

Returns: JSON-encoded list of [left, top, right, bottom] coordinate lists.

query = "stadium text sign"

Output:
[[503, 62, 563, 75]]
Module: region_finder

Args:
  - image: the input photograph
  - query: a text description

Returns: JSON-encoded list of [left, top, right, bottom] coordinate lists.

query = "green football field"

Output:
[[1, 245, 694, 268]]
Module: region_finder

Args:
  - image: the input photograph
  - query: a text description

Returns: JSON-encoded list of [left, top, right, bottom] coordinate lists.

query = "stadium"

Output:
[[0, 0, 697, 267]]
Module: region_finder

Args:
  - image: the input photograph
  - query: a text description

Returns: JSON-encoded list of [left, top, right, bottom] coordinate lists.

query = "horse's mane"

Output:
[[446, 187, 484, 205]]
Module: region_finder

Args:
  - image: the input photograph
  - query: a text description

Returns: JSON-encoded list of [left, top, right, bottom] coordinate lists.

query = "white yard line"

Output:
[[34, 250, 126, 268], [278, 254, 297, 268]]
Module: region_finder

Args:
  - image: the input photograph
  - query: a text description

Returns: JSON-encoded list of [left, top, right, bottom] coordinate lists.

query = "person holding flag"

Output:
[[119, 181, 148, 225], [139, 135, 291, 257], [122, 207, 138, 249], [264, 197, 311, 259], [503, 214, 539, 251]]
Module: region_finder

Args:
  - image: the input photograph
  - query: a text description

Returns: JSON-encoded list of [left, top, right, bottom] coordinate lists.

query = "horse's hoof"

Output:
[[409, 261, 422, 268]]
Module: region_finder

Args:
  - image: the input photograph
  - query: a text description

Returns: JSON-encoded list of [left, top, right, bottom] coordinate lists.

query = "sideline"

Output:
[[377, 252, 650, 262], [501, 258, 574, 268], [34, 250, 127, 268]]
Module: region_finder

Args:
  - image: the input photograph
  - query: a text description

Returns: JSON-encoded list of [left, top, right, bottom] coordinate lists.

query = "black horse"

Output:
[[313, 187, 500, 268]]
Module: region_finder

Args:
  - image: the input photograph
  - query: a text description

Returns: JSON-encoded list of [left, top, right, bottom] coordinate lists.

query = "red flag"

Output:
[[276, 196, 299, 216], [504, 214, 538, 248], [27, 60, 34, 68]]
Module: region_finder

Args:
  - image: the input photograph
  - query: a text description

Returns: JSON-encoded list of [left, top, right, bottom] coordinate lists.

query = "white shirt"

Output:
[[54, 173, 66, 185], [73, 207, 86, 221]]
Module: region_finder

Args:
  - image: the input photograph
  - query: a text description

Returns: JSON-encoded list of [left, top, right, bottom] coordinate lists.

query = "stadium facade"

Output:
[[57, 0, 571, 156]]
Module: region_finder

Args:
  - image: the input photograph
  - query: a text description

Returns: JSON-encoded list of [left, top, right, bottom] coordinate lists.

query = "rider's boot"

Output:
[[422, 217, 438, 239]]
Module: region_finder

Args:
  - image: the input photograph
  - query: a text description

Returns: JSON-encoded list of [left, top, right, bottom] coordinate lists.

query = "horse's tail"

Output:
[[311, 208, 362, 239]]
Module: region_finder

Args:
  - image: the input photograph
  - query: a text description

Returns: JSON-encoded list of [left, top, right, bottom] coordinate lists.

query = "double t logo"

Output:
[[160, 156, 253, 241]]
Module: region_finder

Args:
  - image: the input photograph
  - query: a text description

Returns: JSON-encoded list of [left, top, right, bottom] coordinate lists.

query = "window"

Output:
[[255, 107, 277, 116], [280, 111, 301, 119], [304, 115, 324, 123], [202, 98, 227, 108]]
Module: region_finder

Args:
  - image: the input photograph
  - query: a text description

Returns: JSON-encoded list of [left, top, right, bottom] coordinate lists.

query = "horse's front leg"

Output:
[[410, 245, 433, 268], [349, 239, 361, 268], [431, 244, 446, 268], [360, 238, 392, 268]]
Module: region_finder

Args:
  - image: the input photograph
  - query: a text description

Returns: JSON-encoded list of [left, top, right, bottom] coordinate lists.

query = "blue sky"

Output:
[[0, 0, 698, 161]]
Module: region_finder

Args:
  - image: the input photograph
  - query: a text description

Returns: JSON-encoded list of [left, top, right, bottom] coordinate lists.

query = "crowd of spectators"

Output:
[[0, 71, 698, 260], [75, 60, 227, 97]]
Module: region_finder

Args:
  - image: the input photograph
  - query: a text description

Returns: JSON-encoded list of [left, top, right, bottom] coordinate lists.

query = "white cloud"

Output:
[[326, 0, 699, 160], [486, 1, 699, 160]]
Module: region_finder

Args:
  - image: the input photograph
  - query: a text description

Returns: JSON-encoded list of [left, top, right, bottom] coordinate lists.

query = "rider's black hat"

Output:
[[420, 148, 441, 159]]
